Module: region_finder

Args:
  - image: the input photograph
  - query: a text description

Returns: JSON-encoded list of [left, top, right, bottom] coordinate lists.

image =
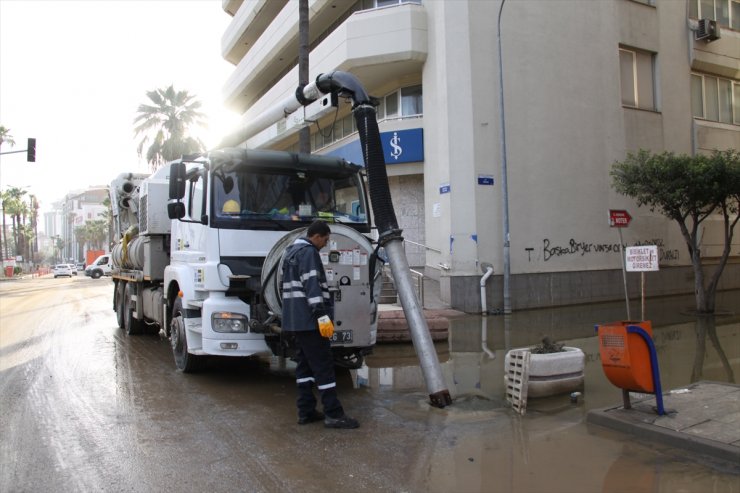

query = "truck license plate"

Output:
[[330, 330, 352, 344]]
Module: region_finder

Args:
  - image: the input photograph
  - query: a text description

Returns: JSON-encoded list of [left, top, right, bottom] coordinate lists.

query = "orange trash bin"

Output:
[[597, 321, 654, 392], [595, 320, 665, 415]]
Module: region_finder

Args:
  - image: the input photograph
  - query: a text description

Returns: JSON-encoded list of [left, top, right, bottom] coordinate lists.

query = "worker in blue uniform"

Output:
[[281, 220, 359, 429]]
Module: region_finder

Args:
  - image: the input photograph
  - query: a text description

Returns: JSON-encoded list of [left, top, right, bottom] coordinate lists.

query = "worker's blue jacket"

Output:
[[281, 237, 333, 332]]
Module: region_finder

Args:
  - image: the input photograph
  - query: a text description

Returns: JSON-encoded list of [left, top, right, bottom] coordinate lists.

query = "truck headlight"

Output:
[[211, 312, 248, 333]]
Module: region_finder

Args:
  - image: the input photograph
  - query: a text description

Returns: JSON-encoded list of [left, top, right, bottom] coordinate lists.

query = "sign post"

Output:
[[609, 209, 633, 320], [625, 245, 659, 320]]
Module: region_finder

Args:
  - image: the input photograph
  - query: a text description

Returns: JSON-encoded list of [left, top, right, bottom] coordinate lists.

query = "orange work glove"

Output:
[[317, 315, 335, 339]]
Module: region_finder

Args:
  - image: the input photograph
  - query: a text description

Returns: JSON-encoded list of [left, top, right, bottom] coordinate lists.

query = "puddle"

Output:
[[355, 290, 740, 412]]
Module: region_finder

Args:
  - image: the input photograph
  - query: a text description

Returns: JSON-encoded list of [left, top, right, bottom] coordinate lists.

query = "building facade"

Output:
[[220, 0, 739, 312], [56, 188, 108, 263]]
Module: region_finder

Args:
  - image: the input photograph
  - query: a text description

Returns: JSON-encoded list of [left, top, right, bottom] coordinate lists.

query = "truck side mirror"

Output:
[[169, 162, 187, 200], [167, 202, 186, 219]]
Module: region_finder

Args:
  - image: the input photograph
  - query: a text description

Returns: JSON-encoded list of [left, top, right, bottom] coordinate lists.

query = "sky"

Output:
[[0, 0, 240, 229]]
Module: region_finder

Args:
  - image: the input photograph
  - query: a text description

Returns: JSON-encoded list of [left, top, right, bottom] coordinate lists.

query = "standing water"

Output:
[[351, 290, 740, 492]]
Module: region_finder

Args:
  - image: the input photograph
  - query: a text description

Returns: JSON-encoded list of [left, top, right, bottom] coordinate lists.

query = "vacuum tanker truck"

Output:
[[109, 148, 381, 372]]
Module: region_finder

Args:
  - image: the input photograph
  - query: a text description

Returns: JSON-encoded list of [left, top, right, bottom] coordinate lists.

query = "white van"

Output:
[[85, 254, 112, 279]]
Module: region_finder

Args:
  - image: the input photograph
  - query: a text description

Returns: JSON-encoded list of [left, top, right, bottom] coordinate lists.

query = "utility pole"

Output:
[[497, 0, 512, 314], [298, 0, 310, 154]]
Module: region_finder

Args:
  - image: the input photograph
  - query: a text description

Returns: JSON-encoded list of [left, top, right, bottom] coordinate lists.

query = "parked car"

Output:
[[76, 262, 85, 272], [53, 264, 74, 278]]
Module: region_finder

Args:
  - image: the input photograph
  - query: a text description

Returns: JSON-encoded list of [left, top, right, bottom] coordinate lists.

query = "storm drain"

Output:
[[505, 349, 531, 415]]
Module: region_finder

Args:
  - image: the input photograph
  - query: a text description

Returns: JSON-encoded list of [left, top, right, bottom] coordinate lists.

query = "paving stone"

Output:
[[682, 419, 740, 444]]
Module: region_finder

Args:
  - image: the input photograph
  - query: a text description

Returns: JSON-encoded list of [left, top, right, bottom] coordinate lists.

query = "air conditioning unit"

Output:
[[696, 19, 720, 42]]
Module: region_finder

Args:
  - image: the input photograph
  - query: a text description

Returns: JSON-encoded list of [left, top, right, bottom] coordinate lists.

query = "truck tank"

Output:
[[111, 236, 146, 270]]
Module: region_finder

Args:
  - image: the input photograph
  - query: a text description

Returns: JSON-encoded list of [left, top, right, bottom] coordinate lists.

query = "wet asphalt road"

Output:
[[1, 276, 738, 493]]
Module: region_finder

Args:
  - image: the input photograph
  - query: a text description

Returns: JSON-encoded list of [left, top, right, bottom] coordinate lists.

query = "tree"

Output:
[[0, 125, 16, 149], [611, 149, 740, 314], [83, 219, 108, 250], [133, 85, 207, 170], [2, 187, 28, 258], [53, 235, 64, 263]]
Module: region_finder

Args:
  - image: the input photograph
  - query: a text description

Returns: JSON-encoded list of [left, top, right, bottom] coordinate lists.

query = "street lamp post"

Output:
[[497, 0, 512, 314]]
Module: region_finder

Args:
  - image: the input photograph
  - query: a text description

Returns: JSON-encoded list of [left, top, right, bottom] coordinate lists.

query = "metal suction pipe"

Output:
[[353, 99, 451, 408]]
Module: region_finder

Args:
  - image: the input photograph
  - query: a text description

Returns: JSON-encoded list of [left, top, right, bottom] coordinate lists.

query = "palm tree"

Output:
[[133, 85, 207, 170], [0, 191, 7, 258], [100, 196, 114, 248], [3, 187, 28, 257], [0, 125, 16, 149], [53, 235, 64, 263]]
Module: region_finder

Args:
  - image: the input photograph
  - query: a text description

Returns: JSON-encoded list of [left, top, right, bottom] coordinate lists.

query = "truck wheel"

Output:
[[115, 281, 126, 329], [91, 270, 102, 279], [123, 283, 142, 335], [170, 297, 204, 373]]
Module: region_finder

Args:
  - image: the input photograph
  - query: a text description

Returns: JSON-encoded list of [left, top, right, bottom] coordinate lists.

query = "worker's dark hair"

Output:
[[307, 220, 330, 238]]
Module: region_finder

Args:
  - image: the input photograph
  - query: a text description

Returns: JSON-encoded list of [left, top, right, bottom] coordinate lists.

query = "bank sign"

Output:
[[326, 128, 424, 165]]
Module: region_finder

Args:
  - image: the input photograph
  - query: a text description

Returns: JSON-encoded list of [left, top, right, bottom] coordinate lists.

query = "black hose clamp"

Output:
[[295, 84, 316, 106], [377, 228, 404, 247]]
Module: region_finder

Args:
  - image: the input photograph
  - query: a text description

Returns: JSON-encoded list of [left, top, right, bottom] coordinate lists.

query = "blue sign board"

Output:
[[326, 128, 424, 165], [439, 183, 451, 194], [478, 174, 494, 185]]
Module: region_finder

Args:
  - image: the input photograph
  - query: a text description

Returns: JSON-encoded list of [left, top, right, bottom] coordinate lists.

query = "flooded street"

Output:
[[1, 276, 738, 492]]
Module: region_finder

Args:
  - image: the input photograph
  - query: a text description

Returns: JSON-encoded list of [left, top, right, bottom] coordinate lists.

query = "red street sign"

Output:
[[609, 209, 632, 227]]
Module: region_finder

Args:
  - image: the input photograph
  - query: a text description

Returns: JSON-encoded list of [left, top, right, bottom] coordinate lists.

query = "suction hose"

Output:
[[327, 72, 450, 408]]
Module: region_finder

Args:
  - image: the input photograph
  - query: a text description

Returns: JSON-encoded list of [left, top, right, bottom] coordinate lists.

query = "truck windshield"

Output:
[[212, 169, 369, 232]]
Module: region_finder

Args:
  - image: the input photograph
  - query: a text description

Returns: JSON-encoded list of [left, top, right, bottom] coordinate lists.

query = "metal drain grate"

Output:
[[505, 349, 531, 415]]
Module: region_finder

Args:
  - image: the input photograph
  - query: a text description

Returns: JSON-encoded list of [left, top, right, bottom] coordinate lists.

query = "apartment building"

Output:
[[220, 0, 739, 312], [57, 187, 108, 262]]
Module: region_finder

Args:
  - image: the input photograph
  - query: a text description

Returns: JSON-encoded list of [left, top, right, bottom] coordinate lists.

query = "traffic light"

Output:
[[27, 138, 36, 162]]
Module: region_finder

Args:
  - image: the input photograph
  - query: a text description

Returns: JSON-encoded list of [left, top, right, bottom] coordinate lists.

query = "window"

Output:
[[188, 175, 204, 220], [360, 0, 421, 10], [379, 84, 423, 120], [401, 85, 423, 116], [691, 72, 740, 125], [385, 91, 399, 118], [690, 0, 740, 30], [310, 85, 423, 151], [619, 47, 656, 110]]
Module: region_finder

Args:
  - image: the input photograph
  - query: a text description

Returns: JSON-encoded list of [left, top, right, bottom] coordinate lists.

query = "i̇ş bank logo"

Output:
[[389, 132, 402, 160]]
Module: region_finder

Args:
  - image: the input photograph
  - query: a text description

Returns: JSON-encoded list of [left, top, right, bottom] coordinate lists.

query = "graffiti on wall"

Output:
[[533, 237, 681, 262], [542, 238, 620, 261]]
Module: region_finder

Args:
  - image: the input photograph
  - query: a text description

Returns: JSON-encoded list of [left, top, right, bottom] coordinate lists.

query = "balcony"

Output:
[[223, 2, 427, 116], [690, 21, 740, 79], [221, 0, 289, 65]]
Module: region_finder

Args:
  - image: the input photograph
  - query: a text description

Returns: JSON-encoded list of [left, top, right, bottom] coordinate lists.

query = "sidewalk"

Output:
[[587, 381, 740, 463]]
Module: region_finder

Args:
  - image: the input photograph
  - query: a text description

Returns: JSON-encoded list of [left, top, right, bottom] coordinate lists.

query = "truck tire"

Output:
[[170, 297, 204, 373], [115, 281, 126, 329], [123, 283, 142, 335], [91, 269, 102, 279]]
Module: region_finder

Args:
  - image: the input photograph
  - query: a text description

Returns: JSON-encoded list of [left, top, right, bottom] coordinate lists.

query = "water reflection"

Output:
[[691, 315, 736, 384], [355, 290, 740, 411]]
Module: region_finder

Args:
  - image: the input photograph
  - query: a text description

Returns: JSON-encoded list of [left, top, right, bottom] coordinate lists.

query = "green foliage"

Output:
[[611, 149, 740, 313], [133, 85, 207, 170], [0, 125, 16, 148], [610, 149, 739, 223], [75, 219, 108, 251]]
